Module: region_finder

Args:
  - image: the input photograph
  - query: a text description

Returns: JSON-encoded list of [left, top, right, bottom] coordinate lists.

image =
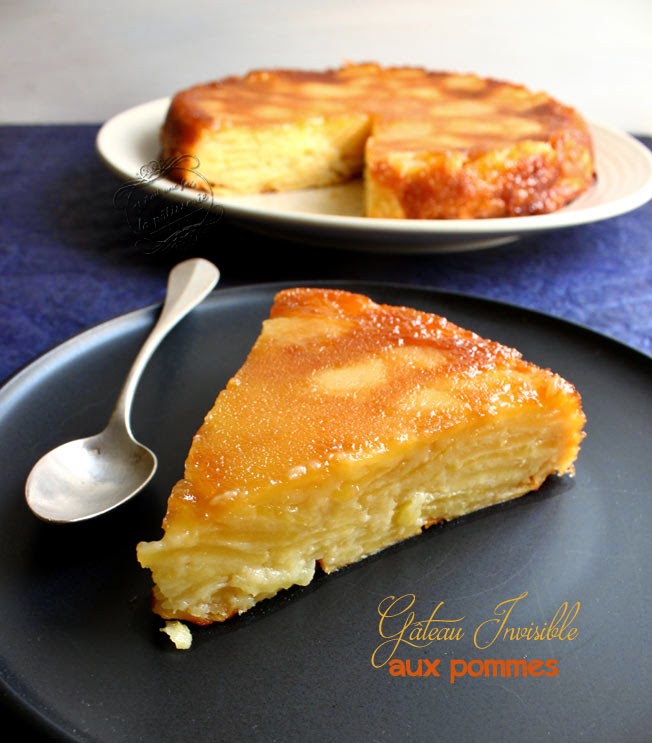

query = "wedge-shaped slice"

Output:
[[137, 288, 585, 624]]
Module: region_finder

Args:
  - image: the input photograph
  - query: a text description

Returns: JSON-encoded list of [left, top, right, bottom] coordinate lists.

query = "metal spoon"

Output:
[[25, 257, 220, 523]]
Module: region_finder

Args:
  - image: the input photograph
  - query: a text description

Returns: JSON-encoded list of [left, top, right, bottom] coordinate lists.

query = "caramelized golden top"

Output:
[[163, 62, 589, 155], [168, 288, 582, 518]]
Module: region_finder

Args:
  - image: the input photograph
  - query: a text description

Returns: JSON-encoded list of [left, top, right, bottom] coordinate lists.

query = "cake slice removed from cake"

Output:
[[137, 288, 585, 625]]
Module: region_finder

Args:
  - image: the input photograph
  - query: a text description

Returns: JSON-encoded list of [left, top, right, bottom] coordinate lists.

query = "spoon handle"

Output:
[[110, 258, 220, 432]]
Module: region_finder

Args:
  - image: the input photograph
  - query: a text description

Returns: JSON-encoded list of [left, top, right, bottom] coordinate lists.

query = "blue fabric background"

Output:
[[1, 125, 651, 385]]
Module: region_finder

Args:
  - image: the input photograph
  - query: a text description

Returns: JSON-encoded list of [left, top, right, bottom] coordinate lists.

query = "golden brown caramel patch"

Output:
[[166, 287, 579, 521]]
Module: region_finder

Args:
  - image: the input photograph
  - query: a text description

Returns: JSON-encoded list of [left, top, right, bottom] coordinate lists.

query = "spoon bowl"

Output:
[[25, 257, 220, 523], [25, 427, 157, 523]]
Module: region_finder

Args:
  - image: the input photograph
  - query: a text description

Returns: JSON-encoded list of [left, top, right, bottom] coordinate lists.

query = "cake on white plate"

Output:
[[159, 62, 596, 219]]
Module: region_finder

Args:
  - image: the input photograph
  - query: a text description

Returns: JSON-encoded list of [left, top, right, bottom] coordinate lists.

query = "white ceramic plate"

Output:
[[96, 97, 652, 253]]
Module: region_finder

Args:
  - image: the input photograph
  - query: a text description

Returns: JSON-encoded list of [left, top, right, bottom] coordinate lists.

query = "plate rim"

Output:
[[95, 96, 652, 241], [3, 280, 651, 401]]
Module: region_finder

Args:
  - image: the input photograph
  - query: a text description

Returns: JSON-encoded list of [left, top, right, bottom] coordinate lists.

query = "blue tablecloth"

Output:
[[1, 124, 651, 385]]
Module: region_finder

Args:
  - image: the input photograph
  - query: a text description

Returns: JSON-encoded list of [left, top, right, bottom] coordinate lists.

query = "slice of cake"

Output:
[[137, 288, 585, 624], [159, 62, 596, 218]]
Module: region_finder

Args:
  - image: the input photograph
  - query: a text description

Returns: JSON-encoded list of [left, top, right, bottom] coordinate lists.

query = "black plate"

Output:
[[1, 282, 651, 743]]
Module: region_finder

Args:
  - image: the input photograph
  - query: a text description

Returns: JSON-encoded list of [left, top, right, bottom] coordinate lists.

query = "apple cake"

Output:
[[136, 288, 586, 625], [159, 62, 596, 218]]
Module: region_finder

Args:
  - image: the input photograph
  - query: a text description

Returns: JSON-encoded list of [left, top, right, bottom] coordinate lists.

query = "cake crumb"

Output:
[[161, 620, 193, 650]]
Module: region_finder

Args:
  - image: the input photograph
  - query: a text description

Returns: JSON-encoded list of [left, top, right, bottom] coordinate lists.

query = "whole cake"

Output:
[[137, 288, 586, 625], [160, 62, 596, 218]]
